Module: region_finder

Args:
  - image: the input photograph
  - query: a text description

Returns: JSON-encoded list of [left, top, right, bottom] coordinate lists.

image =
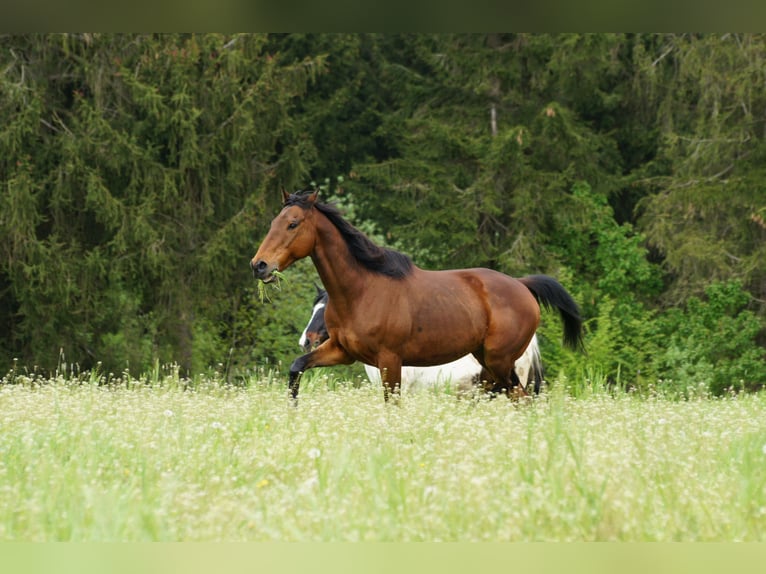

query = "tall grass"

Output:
[[1, 371, 765, 541]]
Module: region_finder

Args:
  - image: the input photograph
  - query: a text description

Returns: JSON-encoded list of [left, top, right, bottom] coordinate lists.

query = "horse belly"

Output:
[[401, 311, 484, 366]]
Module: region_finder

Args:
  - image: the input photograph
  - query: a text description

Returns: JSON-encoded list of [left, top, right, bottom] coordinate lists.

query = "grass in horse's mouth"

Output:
[[257, 270, 286, 303]]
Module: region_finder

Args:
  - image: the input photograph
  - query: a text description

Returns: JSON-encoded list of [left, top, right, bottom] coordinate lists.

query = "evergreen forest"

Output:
[[1, 33, 765, 394]]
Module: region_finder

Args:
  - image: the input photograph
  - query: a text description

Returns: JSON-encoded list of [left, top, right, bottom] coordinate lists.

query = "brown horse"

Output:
[[252, 190, 583, 402]]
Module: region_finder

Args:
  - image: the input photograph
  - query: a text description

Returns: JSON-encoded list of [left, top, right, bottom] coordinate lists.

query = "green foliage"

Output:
[[534, 182, 662, 388], [553, 182, 661, 305], [0, 33, 325, 374], [633, 33, 766, 304], [652, 281, 766, 395]]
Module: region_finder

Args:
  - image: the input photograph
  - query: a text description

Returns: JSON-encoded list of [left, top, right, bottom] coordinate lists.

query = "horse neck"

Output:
[[310, 211, 369, 311]]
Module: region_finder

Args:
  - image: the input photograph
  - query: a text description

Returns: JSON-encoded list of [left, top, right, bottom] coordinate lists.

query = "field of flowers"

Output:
[[1, 371, 765, 541]]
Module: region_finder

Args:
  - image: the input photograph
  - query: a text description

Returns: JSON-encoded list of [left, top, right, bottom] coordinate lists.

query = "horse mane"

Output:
[[284, 191, 413, 279]]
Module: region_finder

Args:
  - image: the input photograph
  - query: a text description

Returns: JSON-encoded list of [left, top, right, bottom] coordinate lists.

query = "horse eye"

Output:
[[288, 221, 299, 230]]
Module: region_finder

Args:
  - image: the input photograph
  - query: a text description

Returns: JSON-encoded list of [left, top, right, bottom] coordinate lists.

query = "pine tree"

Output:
[[0, 33, 325, 373]]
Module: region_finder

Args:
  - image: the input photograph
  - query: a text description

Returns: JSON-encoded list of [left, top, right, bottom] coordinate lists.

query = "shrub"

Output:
[[652, 280, 766, 394]]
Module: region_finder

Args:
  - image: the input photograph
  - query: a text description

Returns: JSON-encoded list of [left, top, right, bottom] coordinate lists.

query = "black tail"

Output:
[[519, 275, 584, 352]]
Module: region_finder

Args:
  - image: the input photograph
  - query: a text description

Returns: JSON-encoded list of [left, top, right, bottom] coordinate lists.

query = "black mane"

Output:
[[284, 191, 413, 279]]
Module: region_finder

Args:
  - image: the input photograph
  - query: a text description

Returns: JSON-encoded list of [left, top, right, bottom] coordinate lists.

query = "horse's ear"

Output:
[[307, 189, 319, 205], [281, 188, 290, 203], [314, 282, 322, 295]]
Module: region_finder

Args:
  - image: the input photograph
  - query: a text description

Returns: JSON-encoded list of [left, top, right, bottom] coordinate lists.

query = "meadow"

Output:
[[1, 368, 765, 542]]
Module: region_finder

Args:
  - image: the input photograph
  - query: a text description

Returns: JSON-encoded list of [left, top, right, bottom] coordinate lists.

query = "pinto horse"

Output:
[[252, 190, 583, 402], [299, 286, 545, 394]]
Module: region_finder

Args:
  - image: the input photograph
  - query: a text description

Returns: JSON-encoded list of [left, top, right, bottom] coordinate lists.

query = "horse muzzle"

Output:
[[251, 259, 278, 282], [301, 332, 324, 353]]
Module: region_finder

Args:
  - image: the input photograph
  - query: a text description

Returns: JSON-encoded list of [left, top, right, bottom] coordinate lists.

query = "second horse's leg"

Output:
[[288, 339, 354, 403]]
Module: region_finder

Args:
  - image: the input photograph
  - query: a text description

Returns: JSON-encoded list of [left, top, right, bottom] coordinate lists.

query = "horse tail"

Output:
[[523, 333, 546, 394], [518, 275, 584, 352]]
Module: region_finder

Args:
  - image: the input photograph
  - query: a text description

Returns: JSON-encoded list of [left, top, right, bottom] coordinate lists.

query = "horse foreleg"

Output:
[[377, 352, 402, 403], [288, 339, 354, 402]]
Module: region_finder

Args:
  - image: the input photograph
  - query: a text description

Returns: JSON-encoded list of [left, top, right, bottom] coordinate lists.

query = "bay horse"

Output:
[[299, 286, 545, 394], [252, 190, 583, 402]]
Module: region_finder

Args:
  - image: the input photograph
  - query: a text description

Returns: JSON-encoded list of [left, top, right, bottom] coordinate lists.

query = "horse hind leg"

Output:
[[478, 351, 529, 400], [508, 369, 529, 399], [489, 367, 527, 398]]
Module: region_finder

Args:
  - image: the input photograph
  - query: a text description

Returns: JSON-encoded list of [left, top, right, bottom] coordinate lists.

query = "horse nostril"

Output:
[[251, 259, 269, 279]]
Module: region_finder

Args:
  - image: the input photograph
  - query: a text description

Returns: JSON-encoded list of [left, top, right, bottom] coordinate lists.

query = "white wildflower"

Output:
[[300, 473, 320, 493]]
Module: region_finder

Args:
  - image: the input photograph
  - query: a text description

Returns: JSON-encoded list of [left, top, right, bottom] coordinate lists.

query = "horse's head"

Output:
[[298, 285, 330, 352], [251, 190, 319, 282]]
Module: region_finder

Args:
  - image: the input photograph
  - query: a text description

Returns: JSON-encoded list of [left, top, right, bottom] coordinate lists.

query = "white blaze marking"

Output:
[[298, 302, 325, 349]]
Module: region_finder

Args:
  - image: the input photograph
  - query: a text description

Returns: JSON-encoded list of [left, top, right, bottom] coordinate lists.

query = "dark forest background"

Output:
[[1, 33, 764, 394]]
